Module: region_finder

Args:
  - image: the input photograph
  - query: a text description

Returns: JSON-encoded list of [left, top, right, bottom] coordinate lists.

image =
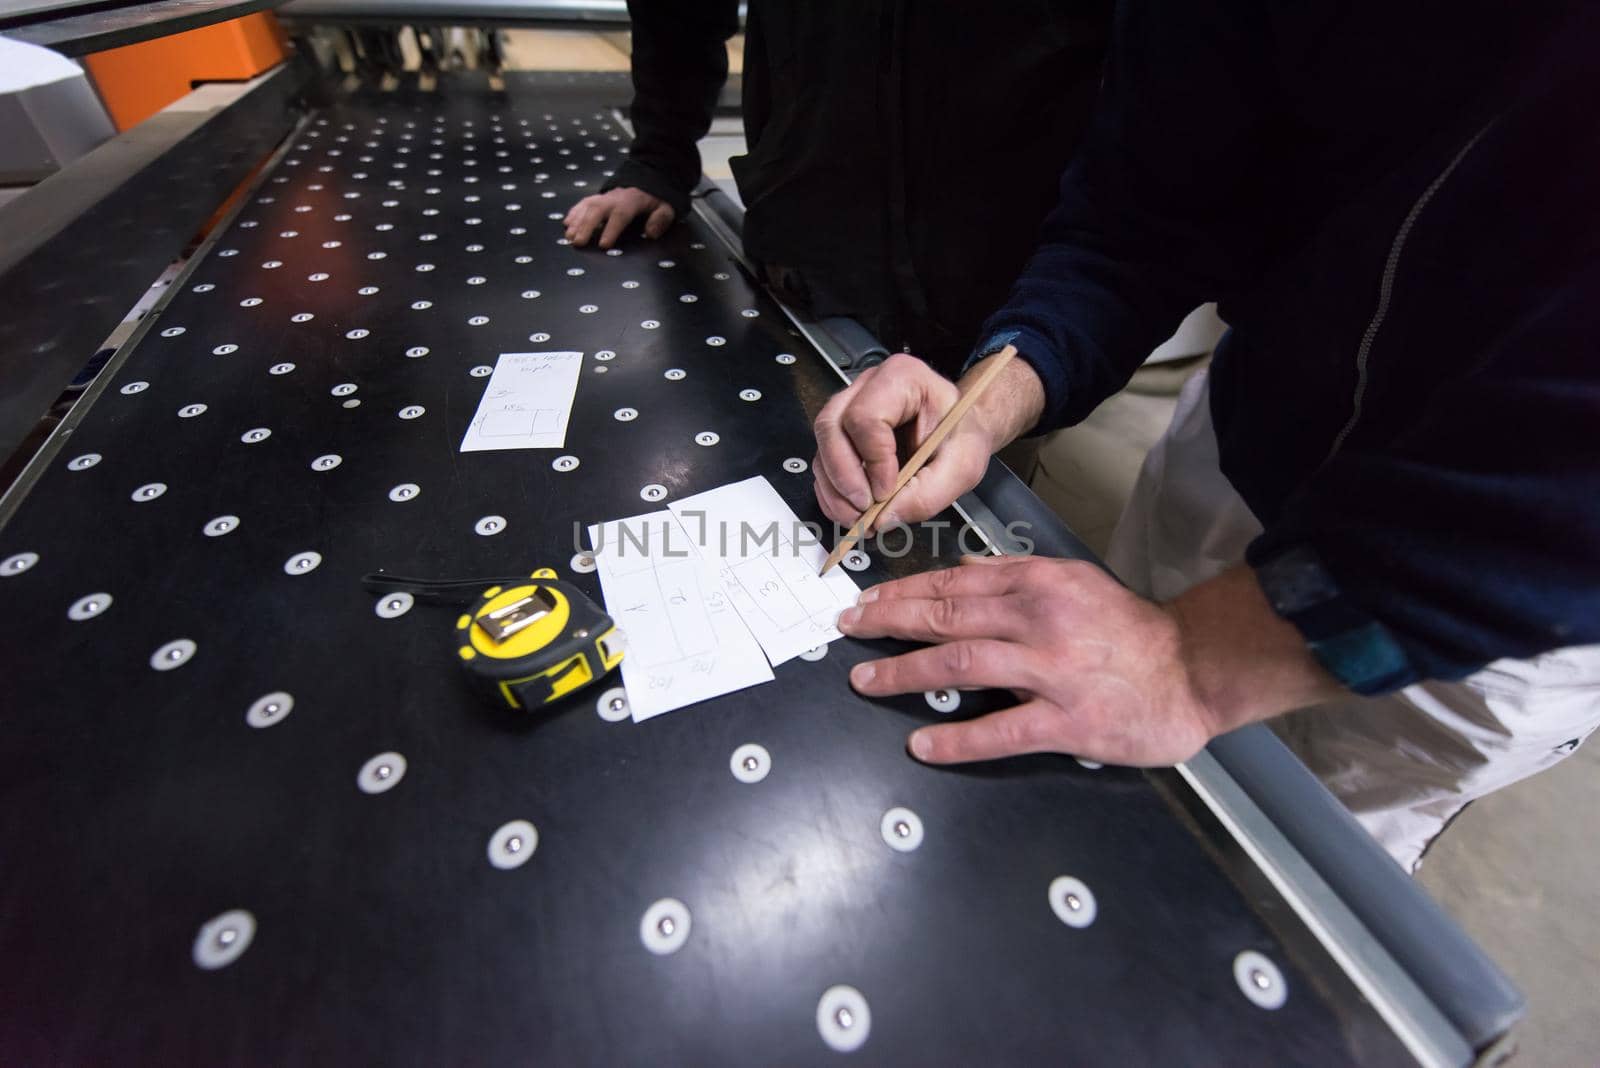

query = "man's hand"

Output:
[[836, 556, 1346, 767], [564, 187, 676, 249], [812, 353, 1045, 531]]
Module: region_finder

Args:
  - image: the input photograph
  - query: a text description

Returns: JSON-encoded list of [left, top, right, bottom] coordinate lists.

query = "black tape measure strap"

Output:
[[361, 571, 532, 605]]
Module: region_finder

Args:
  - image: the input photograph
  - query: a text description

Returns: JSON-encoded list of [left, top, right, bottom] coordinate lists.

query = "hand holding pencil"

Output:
[[811, 345, 1043, 572]]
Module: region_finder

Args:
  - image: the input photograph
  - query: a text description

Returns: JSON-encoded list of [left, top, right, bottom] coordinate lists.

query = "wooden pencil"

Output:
[[819, 344, 1017, 575]]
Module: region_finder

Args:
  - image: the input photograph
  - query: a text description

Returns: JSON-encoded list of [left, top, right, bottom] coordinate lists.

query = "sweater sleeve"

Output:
[[603, 0, 740, 215], [1248, 275, 1600, 691], [972, 0, 1274, 431]]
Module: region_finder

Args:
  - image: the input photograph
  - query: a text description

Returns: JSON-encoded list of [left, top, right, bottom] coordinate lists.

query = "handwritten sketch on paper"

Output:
[[669, 476, 860, 667], [460, 351, 584, 452], [587, 511, 774, 721]]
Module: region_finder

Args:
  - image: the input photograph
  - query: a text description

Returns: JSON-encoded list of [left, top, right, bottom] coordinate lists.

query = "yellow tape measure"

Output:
[[455, 568, 624, 710], [365, 568, 624, 711]]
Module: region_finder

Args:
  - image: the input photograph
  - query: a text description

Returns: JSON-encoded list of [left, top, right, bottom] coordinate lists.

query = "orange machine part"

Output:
[[84, 14, 287, 131]]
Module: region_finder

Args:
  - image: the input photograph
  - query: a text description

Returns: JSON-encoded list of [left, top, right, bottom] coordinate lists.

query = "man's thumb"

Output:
[[643, 203, 675, 238]]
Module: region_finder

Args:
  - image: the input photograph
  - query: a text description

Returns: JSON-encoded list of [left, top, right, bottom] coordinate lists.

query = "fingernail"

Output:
[[837, 605, 861, 629], [850, 662, 875, 689], [857, 587, 879, 604], [909, 730, 933, 760]]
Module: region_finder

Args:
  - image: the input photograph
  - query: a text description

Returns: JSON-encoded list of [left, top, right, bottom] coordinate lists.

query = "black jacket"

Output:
[[604, 0, 1111, 373], [975, 1, 1600, 691]]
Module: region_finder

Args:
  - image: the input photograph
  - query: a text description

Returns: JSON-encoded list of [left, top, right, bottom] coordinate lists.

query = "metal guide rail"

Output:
[[0, 72, 1444, 1065]]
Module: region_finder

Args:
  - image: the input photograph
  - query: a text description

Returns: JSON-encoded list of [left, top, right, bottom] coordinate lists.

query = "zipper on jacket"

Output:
[[1322, 119, 1496, 464]]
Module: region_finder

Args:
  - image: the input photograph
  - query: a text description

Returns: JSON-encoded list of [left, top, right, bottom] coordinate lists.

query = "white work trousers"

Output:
[[1105, 369, 1600, 872]]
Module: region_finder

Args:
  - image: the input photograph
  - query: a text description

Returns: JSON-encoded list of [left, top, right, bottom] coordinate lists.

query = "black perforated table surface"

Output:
[[0, 73, 1421, 1065]]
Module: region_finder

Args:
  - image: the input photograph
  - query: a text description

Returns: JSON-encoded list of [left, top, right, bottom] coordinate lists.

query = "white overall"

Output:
[[1106, 370, 1600, 871]]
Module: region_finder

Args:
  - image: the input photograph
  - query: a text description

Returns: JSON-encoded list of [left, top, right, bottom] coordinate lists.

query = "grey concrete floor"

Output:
[[1416, 744, 1600, 1065], [1034, 381, 1600, 1066]]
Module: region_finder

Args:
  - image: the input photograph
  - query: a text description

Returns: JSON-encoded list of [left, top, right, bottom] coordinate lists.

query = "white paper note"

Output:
[[587, 510, 774, 721], [459, 351, 583, 452], [669, 476, 860, 667]]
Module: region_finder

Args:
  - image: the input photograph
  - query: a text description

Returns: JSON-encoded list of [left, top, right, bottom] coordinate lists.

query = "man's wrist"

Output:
[[1166, 565, 1347, 738], [603, 158, 691, 215], [1165, 596, 1233, 745], [961, 353, 1046, 453]]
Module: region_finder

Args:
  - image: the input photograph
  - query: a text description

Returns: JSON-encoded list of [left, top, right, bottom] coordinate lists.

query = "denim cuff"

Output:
[[1250, 544, 1417, 695]]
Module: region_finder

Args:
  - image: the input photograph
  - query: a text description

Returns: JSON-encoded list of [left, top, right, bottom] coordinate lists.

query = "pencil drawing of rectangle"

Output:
[[460, 351, 584, 451], [669, 476, 860, 667], [587, 510, 773, 720], [728, 555, 807, 630], [482, 411, 538, 437]]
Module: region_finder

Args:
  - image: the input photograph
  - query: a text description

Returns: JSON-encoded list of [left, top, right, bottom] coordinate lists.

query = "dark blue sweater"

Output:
[[976, 2, 1600, 692]]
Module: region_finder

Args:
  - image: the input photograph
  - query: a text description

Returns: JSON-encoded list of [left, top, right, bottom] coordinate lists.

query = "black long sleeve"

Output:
[[602, 0, 740, 214], [973, 0, 1272, 432], [976, 1, 1599, 691]]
